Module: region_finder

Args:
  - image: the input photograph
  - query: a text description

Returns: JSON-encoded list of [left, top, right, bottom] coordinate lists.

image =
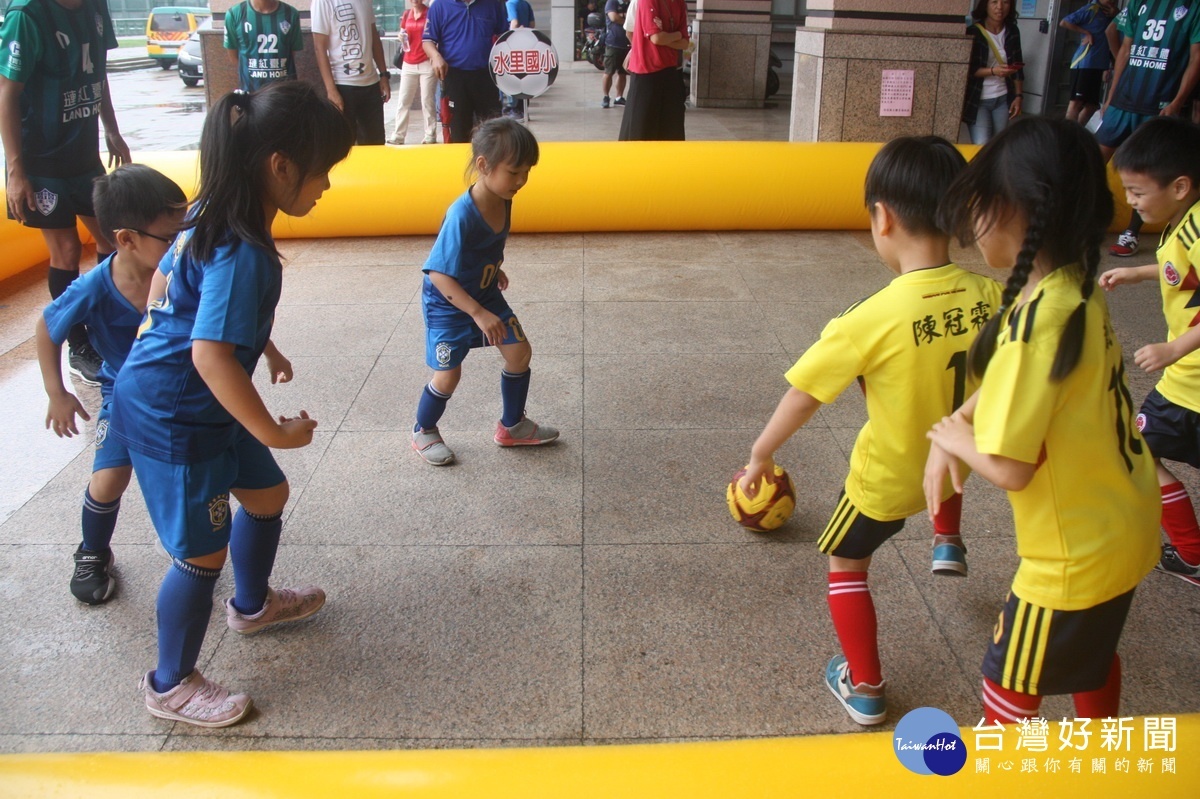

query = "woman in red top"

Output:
[[617, 0, 691, 140], [389, 0, 438, 145]]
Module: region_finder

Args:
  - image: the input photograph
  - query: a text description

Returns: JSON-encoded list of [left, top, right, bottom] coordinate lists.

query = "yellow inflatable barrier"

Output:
[[0, 142, 1141, 284], [0, 715, 1195, 798]]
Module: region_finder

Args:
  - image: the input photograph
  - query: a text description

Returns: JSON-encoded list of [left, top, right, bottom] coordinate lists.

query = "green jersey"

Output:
[[0, 0, 117, 178], [223, 1, 303, 92], [1113, 0, 1200, 115]]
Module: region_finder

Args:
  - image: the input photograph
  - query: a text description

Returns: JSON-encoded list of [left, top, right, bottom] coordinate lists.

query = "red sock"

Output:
[[827, 571, 881, 686], [982, 676, 1041, 724], [933, 492, 963, 537], [1073, 655, 1121, 719], [1161, 482, 1200, 564]]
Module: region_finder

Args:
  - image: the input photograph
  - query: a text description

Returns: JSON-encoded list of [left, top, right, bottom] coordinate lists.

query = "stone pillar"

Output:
[[691, 0, 773, 109], [789, 0, 972, 142], [551, 0, 578, 61]]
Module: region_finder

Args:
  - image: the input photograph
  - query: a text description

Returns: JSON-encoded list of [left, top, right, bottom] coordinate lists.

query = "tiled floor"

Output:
[[1, 63, 1197, 755]]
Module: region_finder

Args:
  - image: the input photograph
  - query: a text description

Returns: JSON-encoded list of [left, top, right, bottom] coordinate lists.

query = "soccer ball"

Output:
[[489, 29, 559, 100], [727, 465, 796, 532]]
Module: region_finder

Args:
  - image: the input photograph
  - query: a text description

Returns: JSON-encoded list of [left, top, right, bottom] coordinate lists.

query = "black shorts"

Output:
[[1137, 387, 1200, 468], [982, 589, 1134, 695], [6, 167, 103, 229], [817, 491, 906, 559], [604, 46, 629, 76], [1069, 68, 1105, 105]]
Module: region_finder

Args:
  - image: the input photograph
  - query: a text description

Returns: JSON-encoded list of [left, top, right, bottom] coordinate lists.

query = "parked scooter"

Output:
[[579, 12, 606, 71]]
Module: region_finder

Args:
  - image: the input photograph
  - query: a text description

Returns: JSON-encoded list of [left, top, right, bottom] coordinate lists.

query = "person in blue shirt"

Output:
[[111, 81, 353, 728], [412, 117, 559, 466], [601, 0, 630, 109], [423, 0, 509, 142], [503, 0, 535, 118], [1059, 0, 1119, 126], [36, 164, 186, 606]]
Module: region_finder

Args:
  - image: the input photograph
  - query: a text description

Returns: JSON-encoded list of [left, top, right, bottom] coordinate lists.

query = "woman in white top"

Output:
[[962, 0, 1025, 145]]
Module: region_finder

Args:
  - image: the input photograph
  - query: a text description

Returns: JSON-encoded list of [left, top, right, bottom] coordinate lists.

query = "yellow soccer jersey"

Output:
[[785, 264, 1002, 521], [974, 267, 1159, 611], [1154, 198, 1200, 414]]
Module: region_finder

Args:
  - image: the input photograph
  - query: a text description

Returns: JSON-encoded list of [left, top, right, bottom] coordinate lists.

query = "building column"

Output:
[[790, 0, 972, 142], [691, 0, 773, 109], [550, 0, 578, 62]]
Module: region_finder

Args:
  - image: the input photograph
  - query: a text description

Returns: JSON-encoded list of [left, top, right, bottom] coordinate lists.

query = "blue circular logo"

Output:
[[892, 707, 966, 776]]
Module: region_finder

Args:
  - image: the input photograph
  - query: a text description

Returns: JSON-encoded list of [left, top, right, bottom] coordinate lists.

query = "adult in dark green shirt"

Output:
[[223, 0, 304, 92]]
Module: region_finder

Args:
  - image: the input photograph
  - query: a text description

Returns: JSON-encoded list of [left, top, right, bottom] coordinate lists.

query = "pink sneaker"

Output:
[[225, 586, 326, 635], [140, 669, 252, 728], [494, 416, 560, 446]]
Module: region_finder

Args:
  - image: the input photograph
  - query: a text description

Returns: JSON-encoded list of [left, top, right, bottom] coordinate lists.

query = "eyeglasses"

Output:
[[122, 228, 175, 244]]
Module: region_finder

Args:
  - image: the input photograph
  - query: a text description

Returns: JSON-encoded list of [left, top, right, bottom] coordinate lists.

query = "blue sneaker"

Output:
[[932, 535, 968, 577], [824, 654, 886, 725]]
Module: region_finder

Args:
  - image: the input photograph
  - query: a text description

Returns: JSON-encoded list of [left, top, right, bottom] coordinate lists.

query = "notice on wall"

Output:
[[1020, 0, 1036, 17], [879, 69, 914, 117]]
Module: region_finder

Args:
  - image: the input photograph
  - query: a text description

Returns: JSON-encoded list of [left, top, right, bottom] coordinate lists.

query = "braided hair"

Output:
[[937, 117, 1112, 381]]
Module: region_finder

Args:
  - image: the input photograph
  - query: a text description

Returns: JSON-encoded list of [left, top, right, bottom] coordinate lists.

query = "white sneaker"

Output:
[[140, 669, 252, 728]]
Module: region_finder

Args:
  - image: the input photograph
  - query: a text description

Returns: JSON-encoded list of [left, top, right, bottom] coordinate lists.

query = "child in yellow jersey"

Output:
[[1100, 116, 1200, 586], [739, 136, 1003, 726], [927, 118, 1159, 725]]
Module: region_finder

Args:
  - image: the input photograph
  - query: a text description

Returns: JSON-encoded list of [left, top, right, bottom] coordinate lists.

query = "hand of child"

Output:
[[497, 269, 509, 291], [473, 309, 507, 346], [265, 349, 294, 384], [739, 456, 775, 497], [1098, 267, 1134, 291], [924, 425, 967, 520], [45, 392, 91, 438], [1134, 341, 1180, 373], [274, 410, 318, 448]]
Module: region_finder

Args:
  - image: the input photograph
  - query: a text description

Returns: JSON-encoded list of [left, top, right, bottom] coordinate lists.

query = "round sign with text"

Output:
[[489, 28, 559, 100]]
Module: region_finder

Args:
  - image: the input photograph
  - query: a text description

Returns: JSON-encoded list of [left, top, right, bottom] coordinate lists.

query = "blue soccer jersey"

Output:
[[422, 189, 511, 329], [111, 230, 282, 464], [42, 253, 142, 396]]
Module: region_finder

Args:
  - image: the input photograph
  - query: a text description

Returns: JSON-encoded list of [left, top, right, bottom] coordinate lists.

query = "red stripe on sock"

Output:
[[827, 571, 881, 686], [982, 676, 1040, 724], [1161, 482, 1200, 563]]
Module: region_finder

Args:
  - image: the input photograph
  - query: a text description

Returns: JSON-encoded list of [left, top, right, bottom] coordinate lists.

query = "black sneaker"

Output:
[[1157, 545, 1200, 586], [68, 342, 103, 387], [601, 95, 610, 109], [71, 546, 116, 604], [613, 96, 626, 106]]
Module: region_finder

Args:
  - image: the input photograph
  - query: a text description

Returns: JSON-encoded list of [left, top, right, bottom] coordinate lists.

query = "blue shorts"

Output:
[[982, 588, 1134, 696], [1136, 387, 1200, 468], [425, 310, 526, 370], [92, 398, 132, 473], [129, 429, 286, 559], [1094, 106, 1156, 150], [6, 167, 104, 229], [817, 490, 906, 559]]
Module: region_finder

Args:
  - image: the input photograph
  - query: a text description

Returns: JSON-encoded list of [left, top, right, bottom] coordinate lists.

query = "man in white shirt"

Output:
[[311, 0, 392, 144]]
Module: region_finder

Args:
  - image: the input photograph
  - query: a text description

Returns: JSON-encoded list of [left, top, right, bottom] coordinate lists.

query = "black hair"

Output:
[[864, 135, 967, 236], [1112, 115, 1200, 189], [466, 117, 539, 181], [938, 116, 1112, 381], [971, 0, 1017, 24], [188, 81, 354, 262], [92, 164, 187, 239]]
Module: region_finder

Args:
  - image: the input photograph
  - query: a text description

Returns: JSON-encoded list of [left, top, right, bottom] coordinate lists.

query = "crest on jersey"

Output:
[[55, 30, 71, 49], [435, 341, 453, 366], [94, 419, 108, 446], [208, 494, 231, 530], [280, 20, 292, 34], [35, 188, 58, 216], [1175, 6, 1189, 21], [244, 21, 253, 33], [1136, 413, 1147, 433], [1165, 261, 1181, 285]]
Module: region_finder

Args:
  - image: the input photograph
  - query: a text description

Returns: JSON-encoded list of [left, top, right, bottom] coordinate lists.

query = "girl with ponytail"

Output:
[[923, 117, 1159, 725], [111, 81, 353, 727]]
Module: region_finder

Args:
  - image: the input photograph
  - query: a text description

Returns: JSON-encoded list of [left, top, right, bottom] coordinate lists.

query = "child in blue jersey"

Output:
[[36, 164, 186, 605], [111, 81, 353, 728], [927, 118, 1159, 724], [412, 117, 558, 466]]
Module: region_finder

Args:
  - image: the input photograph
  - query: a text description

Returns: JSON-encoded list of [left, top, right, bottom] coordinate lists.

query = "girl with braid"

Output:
[[923, 117, 1159, 724]]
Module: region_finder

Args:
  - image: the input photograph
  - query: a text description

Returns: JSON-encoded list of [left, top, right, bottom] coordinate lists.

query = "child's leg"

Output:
[[827, 555, 881, 687], [228, 482, 289, 615], [153, 554, 223, 691], [497, 340, 532, 428], [1073, 654, 1121, 719], [417, 367, 461, 431], [81, 466, 131, 551], [982, 676, 1041, 724], [1157, 459, 1200, 565], [931, 492, 968, 576]]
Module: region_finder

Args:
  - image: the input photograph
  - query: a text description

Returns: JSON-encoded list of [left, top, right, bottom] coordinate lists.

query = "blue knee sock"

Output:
[[415, 382, 452, 432], [80, 488, 120, 552], [153, 558, 220, 693], [500, 369, 530, 428], [229, 507, 282, 616]]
